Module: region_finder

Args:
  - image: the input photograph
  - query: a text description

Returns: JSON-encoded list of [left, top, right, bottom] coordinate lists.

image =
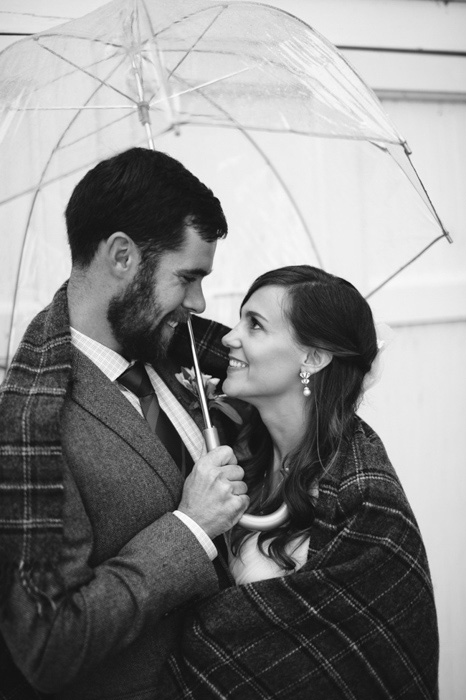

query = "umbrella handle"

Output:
[[203, 426, 221, 452], [187, 315, 289, 532]]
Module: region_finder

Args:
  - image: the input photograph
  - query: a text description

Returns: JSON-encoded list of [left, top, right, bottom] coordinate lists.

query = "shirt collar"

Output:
[[70, 327, 129, 382]]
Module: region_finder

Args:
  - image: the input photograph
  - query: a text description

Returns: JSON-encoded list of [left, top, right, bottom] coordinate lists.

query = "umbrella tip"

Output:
[[402, 140, 412, 156]]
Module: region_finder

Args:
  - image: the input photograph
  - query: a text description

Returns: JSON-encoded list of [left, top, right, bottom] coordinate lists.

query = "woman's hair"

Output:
[[230, 265, 378, 569]]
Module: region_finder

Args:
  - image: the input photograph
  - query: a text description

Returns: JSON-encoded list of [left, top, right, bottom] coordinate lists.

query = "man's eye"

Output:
[[182, 275, 196, 285]]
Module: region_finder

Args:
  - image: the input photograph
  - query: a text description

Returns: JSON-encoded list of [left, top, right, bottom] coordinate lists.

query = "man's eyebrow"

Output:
[[177, 267, 212, 278]]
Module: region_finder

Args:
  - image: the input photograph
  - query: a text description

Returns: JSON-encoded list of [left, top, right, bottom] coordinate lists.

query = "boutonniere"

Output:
[[175, 366, 243, 425]]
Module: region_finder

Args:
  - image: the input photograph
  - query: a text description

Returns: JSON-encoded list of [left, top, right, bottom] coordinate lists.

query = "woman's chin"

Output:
[[223, 377, 244, 399], [222, 378, 235, 396], [224, 382, 258, 408]]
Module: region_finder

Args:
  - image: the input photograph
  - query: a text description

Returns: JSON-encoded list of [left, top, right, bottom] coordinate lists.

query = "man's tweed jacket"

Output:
[[160, 418, 439, 700], [0, 283, 232, 700]]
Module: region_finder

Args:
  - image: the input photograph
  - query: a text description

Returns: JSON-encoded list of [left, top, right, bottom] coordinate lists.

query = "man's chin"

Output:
[[117, 328, 170, 365], [146, 319, 181, 360], [157, 323, 176, 356], [145, 331, 171, 363]]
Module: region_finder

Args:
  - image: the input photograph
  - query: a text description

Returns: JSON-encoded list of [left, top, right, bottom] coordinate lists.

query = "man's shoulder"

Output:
[[7, 284, 70, 360], [1, 285, 72, 402]]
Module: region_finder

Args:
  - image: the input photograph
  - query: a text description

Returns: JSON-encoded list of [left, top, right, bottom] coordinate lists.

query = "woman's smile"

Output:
[[221, 285, 308, 406], [228, 356, 248, 370]]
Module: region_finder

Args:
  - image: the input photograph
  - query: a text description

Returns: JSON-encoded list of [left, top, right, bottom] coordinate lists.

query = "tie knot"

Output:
[[117, 361, 154, 398]]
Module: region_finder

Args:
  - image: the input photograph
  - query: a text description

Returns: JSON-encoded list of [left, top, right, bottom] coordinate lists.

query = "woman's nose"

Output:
[[222, 327, 241, 348]]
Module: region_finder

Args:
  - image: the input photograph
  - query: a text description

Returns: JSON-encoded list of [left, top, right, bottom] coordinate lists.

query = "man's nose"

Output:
[[182, 281, 206, 314]]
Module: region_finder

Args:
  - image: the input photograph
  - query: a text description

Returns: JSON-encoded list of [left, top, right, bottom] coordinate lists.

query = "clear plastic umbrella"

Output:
[[0, 0, 450, 366], [0, 0, 451, 530]]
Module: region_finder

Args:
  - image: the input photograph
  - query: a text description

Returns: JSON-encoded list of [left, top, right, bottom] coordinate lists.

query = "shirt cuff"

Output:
[[173, 510, 217, 561]]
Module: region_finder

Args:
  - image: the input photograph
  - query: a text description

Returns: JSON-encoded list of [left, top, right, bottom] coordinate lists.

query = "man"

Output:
[[0, 148, 248, 699]]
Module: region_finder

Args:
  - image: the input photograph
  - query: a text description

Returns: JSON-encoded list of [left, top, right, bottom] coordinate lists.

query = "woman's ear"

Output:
[[301, 347, 333, 376]]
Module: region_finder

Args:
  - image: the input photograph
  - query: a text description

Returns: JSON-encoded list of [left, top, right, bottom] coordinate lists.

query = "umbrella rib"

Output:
[[404, 150, 451, 242], [5, 52, 141, 363], [180, 119, 401, 144], [62, 118, 174, 155], [30, 30, 142, 51], [10, 44, 130, 106], [368, 140, 451, 241], [12, 105, 137, 111], [149, 2, 398, 143], [172, 76, 323, 267], [148, 65, 253, 106], [141, 3, 240, 105], [34, 30, 163, 62], [38, 44, 121, 89], [165, 6, 228, 79], [0, 116, 175, 208], [34, 39, 138, 105], [1, 44, 177, 209], [365, 235, 448, 299], [149, 2, 227, 43], [61, 110, 140, 150]]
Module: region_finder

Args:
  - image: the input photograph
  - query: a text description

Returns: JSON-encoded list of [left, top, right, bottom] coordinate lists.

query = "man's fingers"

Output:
[[179, 448, 249, 537], [234, 494, 250, 519], [221, 464, 245, 482], [206, 445, 236, 466], [231, 480, 248, 496]]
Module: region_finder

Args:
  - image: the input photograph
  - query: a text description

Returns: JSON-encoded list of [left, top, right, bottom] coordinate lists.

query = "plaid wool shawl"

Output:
[[160, 419, 439, 700], [0, 283, 72, 610], [0, 283, 230, 610]]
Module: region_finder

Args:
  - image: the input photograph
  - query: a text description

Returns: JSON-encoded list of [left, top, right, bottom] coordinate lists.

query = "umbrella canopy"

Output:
[[0, 0, 450, 367]]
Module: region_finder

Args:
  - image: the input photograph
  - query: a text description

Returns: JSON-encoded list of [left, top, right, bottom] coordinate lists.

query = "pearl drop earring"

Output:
[[299, 370, 311, 397]]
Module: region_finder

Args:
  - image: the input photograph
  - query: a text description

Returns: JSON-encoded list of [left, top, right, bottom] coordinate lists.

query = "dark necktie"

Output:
[[117, 361, 192, 472]]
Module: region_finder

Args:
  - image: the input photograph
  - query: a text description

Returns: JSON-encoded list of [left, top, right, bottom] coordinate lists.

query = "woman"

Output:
[[161, 265, 439, 700]]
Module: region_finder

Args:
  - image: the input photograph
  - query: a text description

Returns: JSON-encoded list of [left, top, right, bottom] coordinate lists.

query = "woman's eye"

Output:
[[249, 317, 262, 330]]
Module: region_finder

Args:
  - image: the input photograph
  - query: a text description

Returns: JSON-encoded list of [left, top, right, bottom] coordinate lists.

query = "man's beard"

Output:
[[107, 261, 183, 365]]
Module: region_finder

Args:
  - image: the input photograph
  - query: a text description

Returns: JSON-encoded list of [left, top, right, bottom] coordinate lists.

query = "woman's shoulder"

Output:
[[347, 415, 394, 473], [352, 415, 390, 461], [320, 415, 412, 515]]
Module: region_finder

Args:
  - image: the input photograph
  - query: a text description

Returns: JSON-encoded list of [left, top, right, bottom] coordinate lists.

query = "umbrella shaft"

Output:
[[186, 315, 213, 430]]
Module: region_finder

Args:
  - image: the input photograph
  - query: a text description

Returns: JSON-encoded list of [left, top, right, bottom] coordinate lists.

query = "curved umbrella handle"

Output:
[[202, 423, 288, 531], [187, 316, 289, 532], [238, 503, 289, 531], [203, 421, 288, 531]]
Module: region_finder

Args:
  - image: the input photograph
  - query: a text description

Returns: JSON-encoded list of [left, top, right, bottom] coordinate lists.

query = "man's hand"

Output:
[[178, 446, 249, 539]]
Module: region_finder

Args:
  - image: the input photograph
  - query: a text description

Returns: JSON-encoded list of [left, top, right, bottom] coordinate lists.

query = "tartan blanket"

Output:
[[0, 283, 230, 610], [0, 283, 72, 611], [159, 419, 439, 700]]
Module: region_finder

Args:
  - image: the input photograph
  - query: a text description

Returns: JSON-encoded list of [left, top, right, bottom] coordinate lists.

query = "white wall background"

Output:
[[1, 1, 465, 698]]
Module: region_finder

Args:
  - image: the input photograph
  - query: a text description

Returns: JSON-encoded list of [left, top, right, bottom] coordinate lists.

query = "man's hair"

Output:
[[65, 147, 227, 266]]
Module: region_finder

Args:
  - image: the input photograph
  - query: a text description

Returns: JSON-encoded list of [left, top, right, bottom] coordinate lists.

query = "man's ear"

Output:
[[301, 347, 333, 376], [103, 232, 140, 278]]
